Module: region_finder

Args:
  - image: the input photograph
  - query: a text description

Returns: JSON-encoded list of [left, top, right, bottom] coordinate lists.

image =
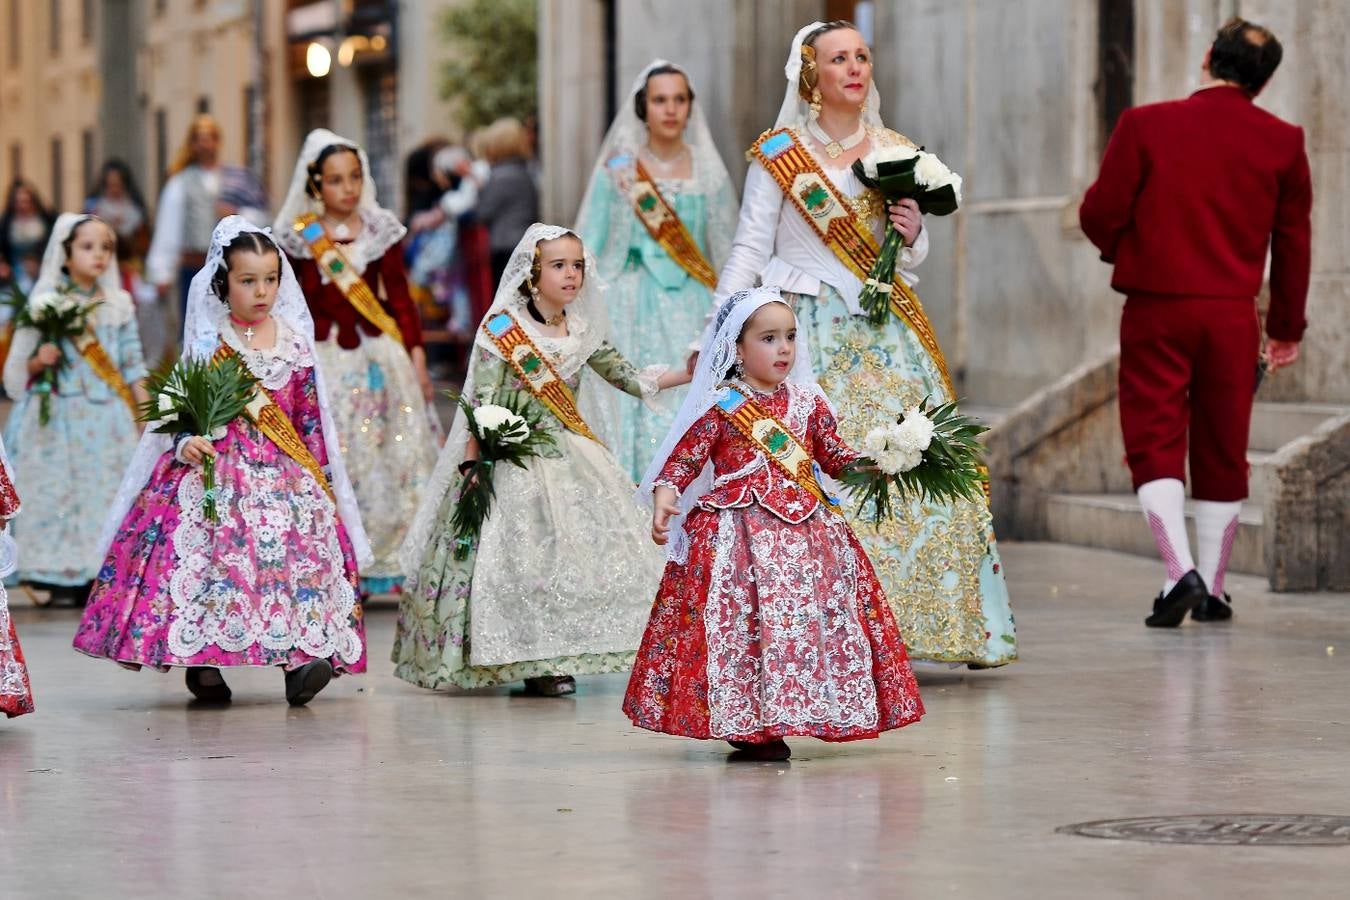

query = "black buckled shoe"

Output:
[[1192, 592, 1234, 622], [185, 667, 232, 703], [1145, 570, 1208, 628], [285, 659, 333, 707], [728, 739, 791, 761]]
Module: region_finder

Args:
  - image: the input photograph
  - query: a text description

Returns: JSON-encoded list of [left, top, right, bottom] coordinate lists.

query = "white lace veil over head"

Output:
[[398, 223, 614, 576], [96, 216, 373, 567], [776, 21, 884, 131], [272, 128, 406, 275], [637, 285, 829, 563], [574, 59, 733, 239], [2, 213, 136, 398]]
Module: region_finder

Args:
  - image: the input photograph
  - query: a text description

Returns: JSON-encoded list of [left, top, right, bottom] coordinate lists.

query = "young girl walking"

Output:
[[624, 286, 924, 760], [73, 218, 370, 706], [2, 214, 148, 604], [393, 224, 689, 696], [0, 433, 32, 718]]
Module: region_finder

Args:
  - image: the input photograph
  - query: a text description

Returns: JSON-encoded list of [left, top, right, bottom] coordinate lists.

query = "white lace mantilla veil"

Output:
[[776, 21, 884, 131], [637, 285, 830, 564], [398, 223, 617, 576], [2, 212, 136, 398], [95, 216, 373, 567], [572, 58, 737, 261], [272, 128, 406, 275]]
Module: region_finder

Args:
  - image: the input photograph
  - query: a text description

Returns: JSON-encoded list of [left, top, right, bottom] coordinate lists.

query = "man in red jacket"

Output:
[[1080, 17, 1312, 628]]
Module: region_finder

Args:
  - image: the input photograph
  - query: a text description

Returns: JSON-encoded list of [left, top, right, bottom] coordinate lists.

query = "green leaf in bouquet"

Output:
[[916, 184, 959, 217]]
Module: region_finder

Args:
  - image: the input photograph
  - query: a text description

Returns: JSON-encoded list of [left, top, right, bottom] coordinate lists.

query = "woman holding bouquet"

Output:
[[710, 21, 1016, 667], [73, 218, 370, 706], [274, 129, 438, 596], [2, 214, 148, 604], [393, 224, 689, 697], [574, 59, 739, 481]]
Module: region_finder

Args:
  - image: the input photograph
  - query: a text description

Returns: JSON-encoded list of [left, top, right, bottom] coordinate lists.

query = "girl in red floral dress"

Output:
[[623, 287, 923, 760], [0, 433, 34, 718]]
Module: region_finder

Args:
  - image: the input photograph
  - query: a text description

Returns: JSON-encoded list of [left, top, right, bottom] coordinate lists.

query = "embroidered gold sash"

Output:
[[71, 327, 138, 417], [748, 128, 955, 397], [214, 344, 334, 500], [716, 384, 839, 511], [481, 311, 601, 443], [624, 158, 718, 289], [292, 213, 404, 346]]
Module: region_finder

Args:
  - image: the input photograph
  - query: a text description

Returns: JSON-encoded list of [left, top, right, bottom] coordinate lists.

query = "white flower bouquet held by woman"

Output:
[[138, 355, 257, 522], [852, 145, 963, 325], [449, 393, 557, 560], [13, 287, 102, 426], [840, 398, 987, 524]]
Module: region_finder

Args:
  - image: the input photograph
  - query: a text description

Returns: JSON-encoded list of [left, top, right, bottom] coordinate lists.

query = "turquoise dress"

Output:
[[577, 156, 737, 482], [2, 284, 147, 585]]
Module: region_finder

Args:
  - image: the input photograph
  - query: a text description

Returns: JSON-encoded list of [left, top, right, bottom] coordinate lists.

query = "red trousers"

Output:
[[1119, 295, 1259, 501]]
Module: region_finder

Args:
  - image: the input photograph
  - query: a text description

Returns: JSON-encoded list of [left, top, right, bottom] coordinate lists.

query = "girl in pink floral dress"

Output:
[[73, 218, 372, 706], [0, 433, 33, 719]]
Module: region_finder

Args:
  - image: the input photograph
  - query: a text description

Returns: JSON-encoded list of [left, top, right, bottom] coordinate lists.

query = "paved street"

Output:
[[3, 542, 1349, 898]]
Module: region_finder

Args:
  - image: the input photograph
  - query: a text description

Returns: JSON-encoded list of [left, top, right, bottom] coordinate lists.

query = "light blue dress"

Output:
[[577, 155, 738, 482], [2, 284, 147, 585]]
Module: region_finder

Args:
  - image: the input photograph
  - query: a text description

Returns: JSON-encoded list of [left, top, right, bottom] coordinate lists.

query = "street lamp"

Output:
[[305, 40, 332, 78]]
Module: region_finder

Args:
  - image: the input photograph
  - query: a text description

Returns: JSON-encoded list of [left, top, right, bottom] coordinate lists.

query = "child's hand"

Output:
[[35, 343, 61, 368], [651, 487, 679, 546], [181, 436, 217, 466]]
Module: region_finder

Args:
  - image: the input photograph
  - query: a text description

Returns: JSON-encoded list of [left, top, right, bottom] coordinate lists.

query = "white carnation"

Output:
[[947, 172, 964, 205], [862, 426, 890, 456], [861, 144, 918, 180], [914, 151, 954, 189], [472, 404, 514, 432], [875, 446, 924, 475], [28, 292, 59, 316], [156, 392, 176, 412], [895, 408, 935, 452], [209, 425, 228, 441]]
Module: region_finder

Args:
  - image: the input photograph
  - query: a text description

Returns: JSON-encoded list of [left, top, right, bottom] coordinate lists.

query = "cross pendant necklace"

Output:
[[230, 313, 263, 348], [243, 325, 256, 343]]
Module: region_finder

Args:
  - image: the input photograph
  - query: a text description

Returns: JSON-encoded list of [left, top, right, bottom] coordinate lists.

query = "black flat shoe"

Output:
[[522, 675, 576, 697], [727, 739, 791, 761], [1145, 570, 1208, 628], [185, 667, 232, 703], [1192, 592, 1234, 622], [285, 659, 333, 707]]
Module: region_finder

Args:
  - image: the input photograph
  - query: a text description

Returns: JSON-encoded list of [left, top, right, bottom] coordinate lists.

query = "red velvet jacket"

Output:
[[655, 382, 858, 525], [289, 244, 424, 350], [1080, 85, 1313, 342]]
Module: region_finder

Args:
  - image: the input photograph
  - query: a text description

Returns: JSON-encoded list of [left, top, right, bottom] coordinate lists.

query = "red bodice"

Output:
[[289, 244, 424, 350], [656, 382, 859, 525]]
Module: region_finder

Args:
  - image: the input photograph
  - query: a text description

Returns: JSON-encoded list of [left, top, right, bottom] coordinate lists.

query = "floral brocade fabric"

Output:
[[1, 593, 34, 718], [73, 343, 365, 674], [623, 382, 924, 742], [793, 289, 1017, 666]]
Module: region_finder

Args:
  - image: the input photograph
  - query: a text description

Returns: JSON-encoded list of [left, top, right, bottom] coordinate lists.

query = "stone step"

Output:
[[1248, 401, 1347, 452], [1043, 493, 1265, 576], [1247, 450, 1276, 503]]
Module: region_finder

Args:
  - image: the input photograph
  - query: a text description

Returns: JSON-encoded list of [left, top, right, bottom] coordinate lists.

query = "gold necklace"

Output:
[[807, 118, 866, 160]]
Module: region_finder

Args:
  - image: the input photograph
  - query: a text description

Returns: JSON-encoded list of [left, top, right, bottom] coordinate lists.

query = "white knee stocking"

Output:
[[1137, 478, 1196, 593], [1194, 500, 1241, 598]]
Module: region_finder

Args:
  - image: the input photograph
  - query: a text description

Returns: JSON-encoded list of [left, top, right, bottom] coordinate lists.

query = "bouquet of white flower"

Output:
[[852, 145, 964, 325], [450, 393, 557, 559], [139, 355, 257, 522], [14, 287, 102, 426], [840, 399, 987, 524]]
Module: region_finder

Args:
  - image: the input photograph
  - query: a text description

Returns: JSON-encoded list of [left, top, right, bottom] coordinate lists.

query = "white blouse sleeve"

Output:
[[713, 164, 782, 305], [145, 175, 186, 287], [897, 224, 929, 285]]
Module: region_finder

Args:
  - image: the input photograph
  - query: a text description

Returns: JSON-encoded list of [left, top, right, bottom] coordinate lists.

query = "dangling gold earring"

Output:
[[809, 88, 823, 118], [311, 194, 326, 217]]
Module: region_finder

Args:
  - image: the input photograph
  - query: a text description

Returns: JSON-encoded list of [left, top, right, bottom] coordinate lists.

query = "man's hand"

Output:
[[1266, 338, 1300, 372]]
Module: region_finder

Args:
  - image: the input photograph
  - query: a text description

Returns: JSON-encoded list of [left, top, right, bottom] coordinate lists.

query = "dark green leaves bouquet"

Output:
[[451, 393, 557, 559], [840, 398, 988, 525], [851, 146, 963, 325], [139, 355, 257, 522]]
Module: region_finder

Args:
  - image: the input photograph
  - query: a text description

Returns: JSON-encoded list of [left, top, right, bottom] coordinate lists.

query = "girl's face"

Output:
[[66, 220, 116, 284], [102, 169, 126, 200], [645, 72, 692, 143], [736, 301, 797, 389], [316, 149, 363, 218], [812, 28, 872, 112], [533, 235, 585, 307], [225, 248, 281, 322]]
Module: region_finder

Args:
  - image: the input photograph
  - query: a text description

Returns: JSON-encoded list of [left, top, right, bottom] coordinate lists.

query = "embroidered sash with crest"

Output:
[[748, 128, 955, 397], [716, 385, 839, 511], [619, 157, 718, 290], [72, 326, 139, 418], [213, 344, 334, 501], [481, 311, 601, 443], [292, 213, 404, 346]]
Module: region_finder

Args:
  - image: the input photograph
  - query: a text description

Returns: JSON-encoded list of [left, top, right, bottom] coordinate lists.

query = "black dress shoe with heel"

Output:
[[285, 659, 333, 707], [185, 667, 232, 703], [1145, 570, 1208, 628], [1192, 592, 1233, 622]]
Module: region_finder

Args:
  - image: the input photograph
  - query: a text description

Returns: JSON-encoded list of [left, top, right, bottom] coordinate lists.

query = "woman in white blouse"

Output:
[[710, 20, 1017, 668]]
